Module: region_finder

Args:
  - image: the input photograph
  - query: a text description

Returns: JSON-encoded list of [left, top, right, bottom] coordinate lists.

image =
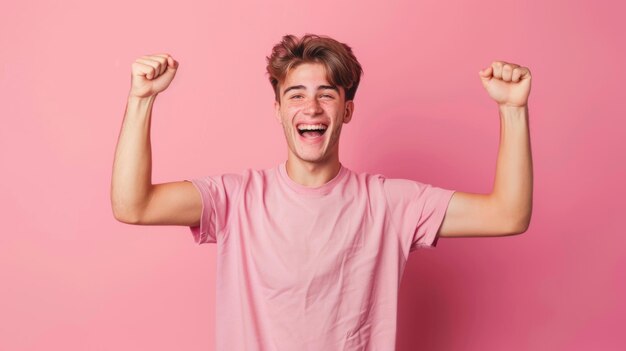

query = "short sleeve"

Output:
[[382, 177, 456, 252], [184, 173, 243, 245]]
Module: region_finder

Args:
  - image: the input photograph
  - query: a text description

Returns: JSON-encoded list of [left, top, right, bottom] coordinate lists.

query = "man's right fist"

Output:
[[129, 54, 179, 98]]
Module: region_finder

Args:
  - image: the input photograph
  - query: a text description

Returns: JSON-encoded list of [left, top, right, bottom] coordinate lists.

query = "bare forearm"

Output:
[[492, 104, 533, 232], [111, 94, 157, 222]]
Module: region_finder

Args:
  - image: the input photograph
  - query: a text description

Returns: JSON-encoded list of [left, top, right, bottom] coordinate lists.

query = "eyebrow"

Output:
[[282, 84, 339, 96]]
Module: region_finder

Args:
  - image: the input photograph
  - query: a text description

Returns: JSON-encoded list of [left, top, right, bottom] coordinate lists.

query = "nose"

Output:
[[303, 98, 323, 116]]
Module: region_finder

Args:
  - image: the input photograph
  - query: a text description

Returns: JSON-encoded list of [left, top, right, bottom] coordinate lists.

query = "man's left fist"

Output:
[[479, 61, 532, 108]]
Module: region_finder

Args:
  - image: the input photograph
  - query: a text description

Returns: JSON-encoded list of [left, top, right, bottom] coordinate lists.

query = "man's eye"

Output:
[[290, 94, 334, 99]]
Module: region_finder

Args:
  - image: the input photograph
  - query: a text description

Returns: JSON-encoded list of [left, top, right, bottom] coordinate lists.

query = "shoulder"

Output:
[[345, 167, 385, 184], [206, 170, 246, 188], [344, 169, 418, 206], [221, 165, 279, 190], [349, 168, 424, 194], [353, 170, 443, 210]]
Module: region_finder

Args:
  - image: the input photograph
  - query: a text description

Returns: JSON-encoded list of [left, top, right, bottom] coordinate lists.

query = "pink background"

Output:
[[1, 0, 624, 350]]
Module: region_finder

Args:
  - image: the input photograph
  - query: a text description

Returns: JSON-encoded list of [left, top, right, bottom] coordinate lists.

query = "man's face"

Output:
[[274, 62, 354, 164]]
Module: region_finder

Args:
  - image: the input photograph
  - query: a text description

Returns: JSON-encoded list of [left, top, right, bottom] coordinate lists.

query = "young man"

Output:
[[111, 33, 533, 350]]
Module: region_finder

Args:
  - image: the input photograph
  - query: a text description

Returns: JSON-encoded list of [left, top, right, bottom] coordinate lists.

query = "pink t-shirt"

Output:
[[185, 161, 455, 350]]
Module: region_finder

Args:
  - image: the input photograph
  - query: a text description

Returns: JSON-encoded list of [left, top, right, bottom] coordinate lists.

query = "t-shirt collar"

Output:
[[278, 161, 347, 196]]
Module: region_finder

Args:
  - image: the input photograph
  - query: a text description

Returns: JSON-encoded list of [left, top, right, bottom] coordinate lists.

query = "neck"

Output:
[[285, 154, 342, 187]]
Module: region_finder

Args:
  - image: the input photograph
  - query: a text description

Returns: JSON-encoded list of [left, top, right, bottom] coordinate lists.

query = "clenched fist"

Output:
[[129, 53, 179, 98], [478, 61, 531, 108]]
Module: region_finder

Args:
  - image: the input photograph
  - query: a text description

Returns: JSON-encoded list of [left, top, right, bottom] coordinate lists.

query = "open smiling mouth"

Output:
[[297, 125, 328, 139]]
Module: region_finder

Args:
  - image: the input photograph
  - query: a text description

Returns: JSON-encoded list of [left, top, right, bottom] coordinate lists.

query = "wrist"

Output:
[[127, 94, 158, 109], [498, 104, 528, 118], [128, 93, 157, 102]]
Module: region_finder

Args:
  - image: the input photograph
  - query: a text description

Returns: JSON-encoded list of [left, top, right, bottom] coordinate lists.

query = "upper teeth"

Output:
[[298, 124, 328, 131]]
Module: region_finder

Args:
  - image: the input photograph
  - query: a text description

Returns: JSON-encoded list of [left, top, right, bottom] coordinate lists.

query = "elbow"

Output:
[[510, 225, 529, 235], [113, 211, 137, 224], [111, 193, 144, 224], [494, 194, 533, 236], [111, 205, 141, 224], [114, 214, 139, 224], [509, 212, 532, 235]]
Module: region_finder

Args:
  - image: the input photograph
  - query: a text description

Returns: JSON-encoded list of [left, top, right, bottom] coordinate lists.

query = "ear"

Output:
[[343, 100, 355, 124], [274, 100, 281, 124]]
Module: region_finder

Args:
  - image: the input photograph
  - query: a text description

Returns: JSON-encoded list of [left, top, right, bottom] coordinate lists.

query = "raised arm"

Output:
[[438, 61, 533, 237], [111, 54, 200, 226], [110, 94, 156, 223]]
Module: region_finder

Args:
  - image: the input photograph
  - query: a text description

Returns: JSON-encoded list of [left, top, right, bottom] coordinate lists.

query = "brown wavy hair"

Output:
[[266, 33, 364, 103]]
